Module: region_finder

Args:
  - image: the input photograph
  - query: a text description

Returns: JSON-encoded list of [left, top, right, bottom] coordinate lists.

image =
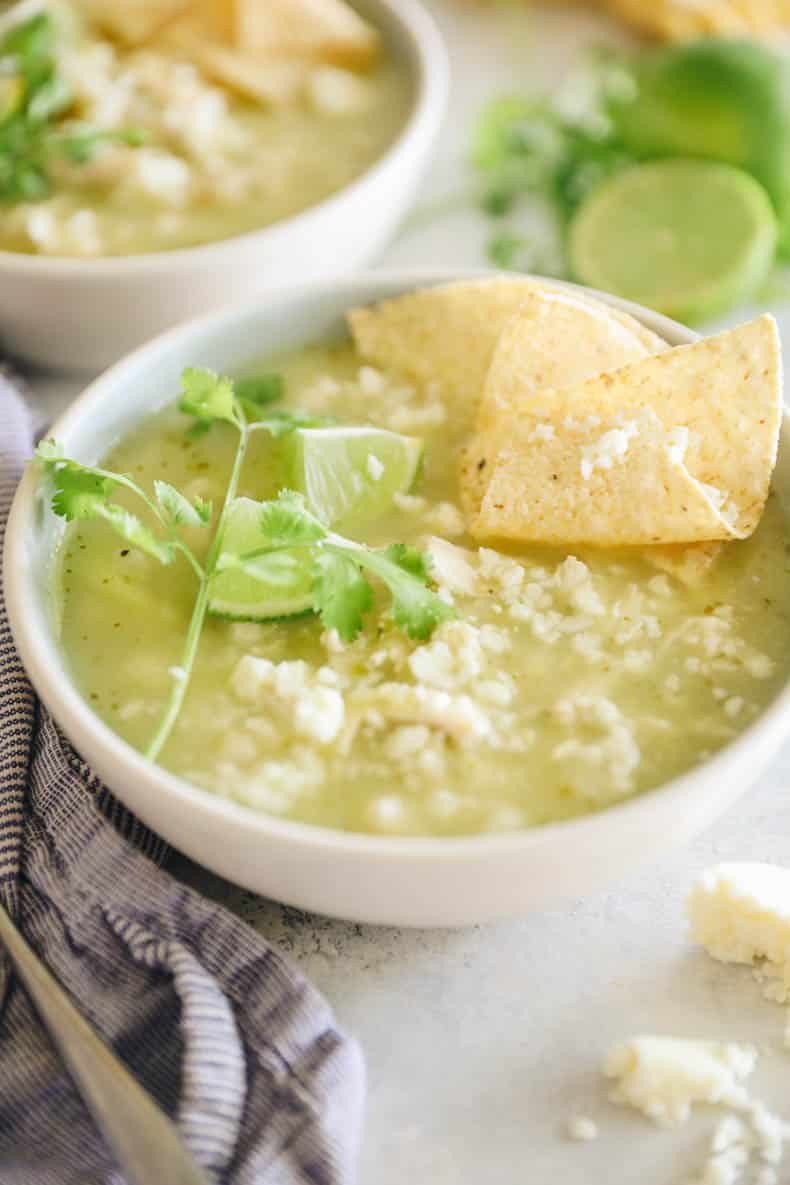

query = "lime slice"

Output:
[[207, 496, 314, 621], [568, 160, 777, 324], [287, 426, 424, 527]]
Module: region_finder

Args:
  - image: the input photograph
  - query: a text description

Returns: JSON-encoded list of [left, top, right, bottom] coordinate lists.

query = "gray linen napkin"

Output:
[[0, 377, 365, 1185]]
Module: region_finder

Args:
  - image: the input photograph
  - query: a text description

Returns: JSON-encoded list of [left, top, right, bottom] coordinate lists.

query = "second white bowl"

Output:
[[0, 0, 448, 373]]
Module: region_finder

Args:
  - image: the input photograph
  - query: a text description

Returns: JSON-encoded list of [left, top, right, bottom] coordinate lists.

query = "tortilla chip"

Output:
[[472, 316, 782, 547], [460, 289, 661, 518], [159, 0, 235, 46], [648, 542, 724, 586], [161, 4, 308, 105], [601, 0, 783, 39], [76, 0, 191, 45], [180, 43, 307, 106], [348, 278, 667, 421], [473, 407, 739, 547], [237, 0, 381, 70]]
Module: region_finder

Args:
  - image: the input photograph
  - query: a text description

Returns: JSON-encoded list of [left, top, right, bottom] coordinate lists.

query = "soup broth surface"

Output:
[[59, 345, 790, 836]]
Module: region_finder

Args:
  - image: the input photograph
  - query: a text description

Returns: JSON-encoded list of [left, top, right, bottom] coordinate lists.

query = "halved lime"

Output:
[[287, 426, 424, 527], [568, 160, 777, 324], [207, 496, 314, 621]]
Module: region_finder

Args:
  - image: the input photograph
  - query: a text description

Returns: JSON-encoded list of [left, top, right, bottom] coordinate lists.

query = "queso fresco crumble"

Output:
[[56, 341, 790, 838]]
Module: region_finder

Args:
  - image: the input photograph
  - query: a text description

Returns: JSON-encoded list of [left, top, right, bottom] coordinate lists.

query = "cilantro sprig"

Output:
[[216, 490, 455, 642], [0, 11, 145, 204], [470, 52, 638, 272], [36, 367, 450, 763]]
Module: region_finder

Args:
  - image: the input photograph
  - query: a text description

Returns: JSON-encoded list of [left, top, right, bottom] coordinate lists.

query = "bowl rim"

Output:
[[0, 0, 448, 276], [7, 268, 790, 863]]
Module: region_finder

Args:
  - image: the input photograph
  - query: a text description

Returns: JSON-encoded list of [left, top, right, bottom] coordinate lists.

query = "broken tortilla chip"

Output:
[[159, 0, 234, 47], [460, 288, 662, 518], [236, 0, 381, 70], [76, 0, 190, 45], [160, 2, 308, 106], [471, 316, 782, 548], [348, 278, 667, 424], [599, 0, 785, 41]]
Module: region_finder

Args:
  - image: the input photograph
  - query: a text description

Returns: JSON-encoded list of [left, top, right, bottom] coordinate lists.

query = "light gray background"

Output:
[[22, 4, 790, 1180]]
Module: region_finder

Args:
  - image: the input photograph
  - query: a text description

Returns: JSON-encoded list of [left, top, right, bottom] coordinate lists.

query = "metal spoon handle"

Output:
[[0, 902, 211, 1185]]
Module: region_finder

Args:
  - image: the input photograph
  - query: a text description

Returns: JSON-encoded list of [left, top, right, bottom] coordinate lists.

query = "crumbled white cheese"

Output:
[[321, 628, 346, 655], [553, 556, 605, 616], [364, 682, 492, 743], [478, 548, 526, 603], [580, 419, 639, 480], [605, 1037, 757, 1125], [393, 492, 429, 515], [427, 787, 461, 819], [566, 1116, 599, 1142], [229, 752, 325, 813], [366, 453, 384, 481], [552, 694, 640, 801], [231, 655, 345, 744], [688, 864, 790, 1042], [425, 538, 478, 596], [129, 148, 192, 206], [746, 654, 775, 680], [367, 794, 407, 830], [408, 620, 487, 689], [384, 724, 433, 762], [307, 65, 372, 116], [427, 501, 467, 538]]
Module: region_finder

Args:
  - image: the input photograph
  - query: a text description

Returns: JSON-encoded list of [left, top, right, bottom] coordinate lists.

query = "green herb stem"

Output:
[[144, 413, 248, 762]]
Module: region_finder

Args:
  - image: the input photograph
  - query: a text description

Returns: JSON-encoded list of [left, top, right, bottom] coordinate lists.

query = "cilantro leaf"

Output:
[[487, 229, 530, 269], [179, 367, 237, 427], [52, 125, 147, 164], [154, 480, 212, 528], [36, 447, 173, 563], [253, 408, 333, 437], [0, 12, 144, 205], [49, 461, 118, 520], [381, 543, 434, 583], [312, 550, 374, 642], [235, 372, 283, 407], [347, 544, 455, 641], [258, 490, 327, 549], [93, 504, 174, 564]]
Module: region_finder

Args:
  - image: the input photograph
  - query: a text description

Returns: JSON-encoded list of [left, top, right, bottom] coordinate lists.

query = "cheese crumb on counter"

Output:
[[688, 863, 790, 1044], [604, 1037, 757, 1125], [566, 1115, 599, 1142]]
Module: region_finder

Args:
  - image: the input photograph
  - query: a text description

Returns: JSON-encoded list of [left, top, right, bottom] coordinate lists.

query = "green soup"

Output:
[[0, 6, 412, 257], [55, 343, 790, 837]]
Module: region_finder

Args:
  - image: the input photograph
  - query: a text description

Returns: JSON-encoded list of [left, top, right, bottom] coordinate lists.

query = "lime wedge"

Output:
[[568, 160, 777, 324], [207, 496, 314, 621], [287, 426, 424, 527]]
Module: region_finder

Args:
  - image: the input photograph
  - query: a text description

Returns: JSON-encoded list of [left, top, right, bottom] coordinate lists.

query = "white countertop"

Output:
[[19, 3, 790, 1181]]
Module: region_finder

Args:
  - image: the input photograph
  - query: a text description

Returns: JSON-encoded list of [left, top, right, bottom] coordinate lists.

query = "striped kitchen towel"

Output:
[[0, 375, 365, 1184]]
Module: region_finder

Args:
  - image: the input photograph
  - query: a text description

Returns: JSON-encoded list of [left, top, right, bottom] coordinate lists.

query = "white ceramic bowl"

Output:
[[7, 271, 790, 928], [0, 0, 448, 374]]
